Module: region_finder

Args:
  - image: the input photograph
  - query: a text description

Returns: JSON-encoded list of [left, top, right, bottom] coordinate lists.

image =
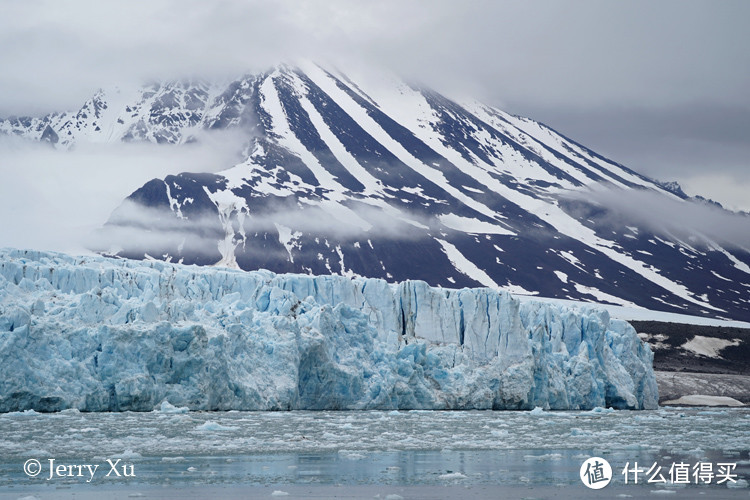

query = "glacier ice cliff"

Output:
[[0, 249, 658, 411]]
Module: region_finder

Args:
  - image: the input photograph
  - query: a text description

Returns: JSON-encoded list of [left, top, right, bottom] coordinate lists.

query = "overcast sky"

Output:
[[1, 0, 748, 212]]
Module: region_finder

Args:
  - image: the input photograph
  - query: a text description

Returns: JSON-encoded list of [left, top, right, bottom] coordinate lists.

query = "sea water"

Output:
[[1, 408, 748, 498]]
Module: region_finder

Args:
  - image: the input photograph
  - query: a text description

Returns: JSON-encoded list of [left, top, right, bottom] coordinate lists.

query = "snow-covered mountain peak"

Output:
[[4, 65, 750, 322]]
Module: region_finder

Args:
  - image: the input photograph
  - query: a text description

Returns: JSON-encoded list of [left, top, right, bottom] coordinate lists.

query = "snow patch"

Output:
[[438, 214, 514, 236], [274, 223, 302, 264], [572, 283, 640, 308], [662, 395, 744, 407], [681, 336, 741, 358], [435, 238, 499, 288]]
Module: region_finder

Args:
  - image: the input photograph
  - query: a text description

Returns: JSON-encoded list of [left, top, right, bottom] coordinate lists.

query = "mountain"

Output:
[[3, 63, 750, 322]]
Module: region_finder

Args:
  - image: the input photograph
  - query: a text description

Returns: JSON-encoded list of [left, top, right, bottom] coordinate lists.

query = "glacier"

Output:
[[0, 249, 658, 412]]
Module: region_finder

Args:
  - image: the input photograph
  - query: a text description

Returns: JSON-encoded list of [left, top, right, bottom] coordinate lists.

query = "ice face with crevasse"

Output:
[[0, 249, 657, 412]]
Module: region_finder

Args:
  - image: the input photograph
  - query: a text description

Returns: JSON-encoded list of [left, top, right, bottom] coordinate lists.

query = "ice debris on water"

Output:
[[157, 400, 189, 414], [0, 249, 658, 411], [438, 472, 467, 480], [728, 479, 748, 489], [589, 406, 616, 414], [196, 421, 237, 432]]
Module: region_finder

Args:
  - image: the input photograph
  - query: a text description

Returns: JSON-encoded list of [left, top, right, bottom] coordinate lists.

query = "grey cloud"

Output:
[[2, 1, 748, 113], [1, 0, 748, 223], [516, 104, 750, 210], [101, 196, 436, 247], [0, 0, 437, 114], [0, 132, 246, 254], [563, 187, 750, 249]]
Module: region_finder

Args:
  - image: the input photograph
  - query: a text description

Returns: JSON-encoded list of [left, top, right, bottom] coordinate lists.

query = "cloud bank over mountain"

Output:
[[1, 1, 748, 209]]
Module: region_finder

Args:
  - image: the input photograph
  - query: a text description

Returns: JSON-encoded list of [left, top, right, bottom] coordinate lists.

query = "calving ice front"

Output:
[[0, 249, 657, 412]]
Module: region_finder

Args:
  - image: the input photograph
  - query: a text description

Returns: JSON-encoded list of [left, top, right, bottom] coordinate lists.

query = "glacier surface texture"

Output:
[[0, 249, 658, 412]]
